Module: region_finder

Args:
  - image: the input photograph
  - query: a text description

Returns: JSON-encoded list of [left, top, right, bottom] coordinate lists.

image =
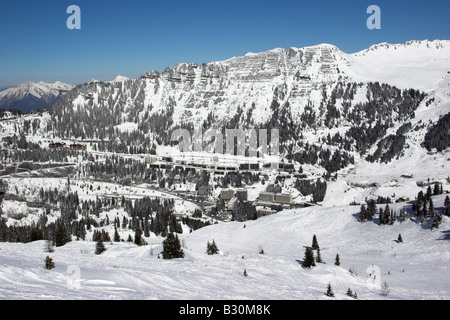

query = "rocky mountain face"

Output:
[[0, 81, 74, 113], [44, 40, 449, 173]]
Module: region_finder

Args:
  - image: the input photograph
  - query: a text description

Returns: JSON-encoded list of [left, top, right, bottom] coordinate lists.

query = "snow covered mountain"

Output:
[[45, 40, 449, 181], [0, 81, 74, 113], [50, 39, 449, 126], [0, 39, 449, 301]]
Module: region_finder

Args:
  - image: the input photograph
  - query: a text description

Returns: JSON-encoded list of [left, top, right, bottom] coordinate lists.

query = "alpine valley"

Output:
[[0, 39, 449, 300]]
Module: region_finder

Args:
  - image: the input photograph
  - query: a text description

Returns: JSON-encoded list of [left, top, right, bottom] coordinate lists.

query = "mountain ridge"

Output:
[[0, 81, 74, 113]]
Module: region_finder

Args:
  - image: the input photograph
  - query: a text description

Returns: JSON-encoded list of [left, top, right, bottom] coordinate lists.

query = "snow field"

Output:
[[1, 195, 449, 300]]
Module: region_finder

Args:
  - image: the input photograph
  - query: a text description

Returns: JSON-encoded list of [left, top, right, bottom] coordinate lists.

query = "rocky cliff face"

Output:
[[43, 40, 449, 173]]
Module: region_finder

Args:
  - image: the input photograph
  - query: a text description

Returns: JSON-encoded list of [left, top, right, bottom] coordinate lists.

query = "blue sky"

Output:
[[0, 0, 449, 87]]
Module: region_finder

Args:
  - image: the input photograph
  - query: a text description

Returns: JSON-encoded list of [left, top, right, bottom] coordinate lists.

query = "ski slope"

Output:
[[1, 195, 449, 300]]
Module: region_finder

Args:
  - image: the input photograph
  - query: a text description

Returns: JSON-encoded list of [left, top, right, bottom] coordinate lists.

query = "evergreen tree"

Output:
[[95, 239, 106, 254], [311, 234, 319, 250], [316, 247, 323, 263], [162, 232, 184, 259], [346, 287, 353, 297], [360, 199, 377, 222], [383, 204, 391, 225], [431, 213, 442, 230], [45, 256, 55, 270], [433, 182, 440, 195], [399, 208, 408, 222], [389, 209, 396, 225], [428, 198, 435, 218], [243, 269, 248, 277], [426, 186, 432, 201], [397, 234, 403, 243], [444, 196, 450, 216], [206, 239, 219, 255], [358, 204, 368, 222], [416, 191, 424, 216], [134, 228, 144, 246], [303, 247, 316, 269], [421, 199, 428, 222], [55, 221, 70, 247], [334, 253, 340, 266], [325, 282, 334, 297], [367, 199, 377, 219], [114, 226, 121, 242]]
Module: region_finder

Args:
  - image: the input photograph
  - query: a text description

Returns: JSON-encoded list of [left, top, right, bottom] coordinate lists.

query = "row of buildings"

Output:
[[145, 156, 296, 174], [219, 188, 297, 217], [49, 142, 87, 151]]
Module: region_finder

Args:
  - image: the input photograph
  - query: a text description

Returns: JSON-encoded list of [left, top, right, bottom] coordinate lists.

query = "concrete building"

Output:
[[221, 189, 235, 201], [274, 193, 292, 204], [259, 192, 275, 202]]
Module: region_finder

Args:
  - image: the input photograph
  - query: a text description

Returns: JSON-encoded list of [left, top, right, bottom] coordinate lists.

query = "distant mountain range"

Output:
[[0, 81, 74, 113]]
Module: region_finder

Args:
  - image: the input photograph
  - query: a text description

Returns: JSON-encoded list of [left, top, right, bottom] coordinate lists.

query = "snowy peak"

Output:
[[109, 75, 130, 83], [0, 81, 74, 100], [345, 39, 450, 91], [0, 81, 74, 113], [354, 39, 450, 55]]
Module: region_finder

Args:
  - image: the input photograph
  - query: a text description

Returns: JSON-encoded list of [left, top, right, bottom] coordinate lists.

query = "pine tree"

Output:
[[316, 247, 323, 263], [325, 282, 334, 297], [431, 213, 442, 230], [55, 221, 70, 247], [445, 196, 450, 216], [45, 256, 55, 270], [311, 234, 319, 250], [397, 234, 403, 243], [416, 191, 424, 216], [334, 253, 340, 266], [421, 199, 427, 222], [206, 239, 219, 255], [358, 204, 368, 222], [360, 199, 377, 222], [95, 239, 106, 254], [428, 198, 435, 218], [346, 287, 353, 297], [303, 247, 316, 269], [114, 226, 121, 242], [243, 269, 248, 277], [162, 232, 184, 259], [383, 204, 391, 225], [433, 182, 440, 196], [426, 186, 432, 200], [134, 228, 144, 246], [367, 199, 377, 218]]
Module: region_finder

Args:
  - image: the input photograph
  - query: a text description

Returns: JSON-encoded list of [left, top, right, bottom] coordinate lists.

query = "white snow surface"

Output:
[[0, 195, 449, 300]]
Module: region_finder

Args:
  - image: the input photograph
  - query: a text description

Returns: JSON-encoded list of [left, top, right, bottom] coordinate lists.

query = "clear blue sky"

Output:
[[0, 0, 449, 87]]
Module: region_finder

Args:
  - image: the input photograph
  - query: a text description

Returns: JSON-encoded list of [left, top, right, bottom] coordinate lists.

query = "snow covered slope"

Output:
[[344, 40, 450, 91], [323, 74, 450, 206], [0, 195, 448, 300]]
